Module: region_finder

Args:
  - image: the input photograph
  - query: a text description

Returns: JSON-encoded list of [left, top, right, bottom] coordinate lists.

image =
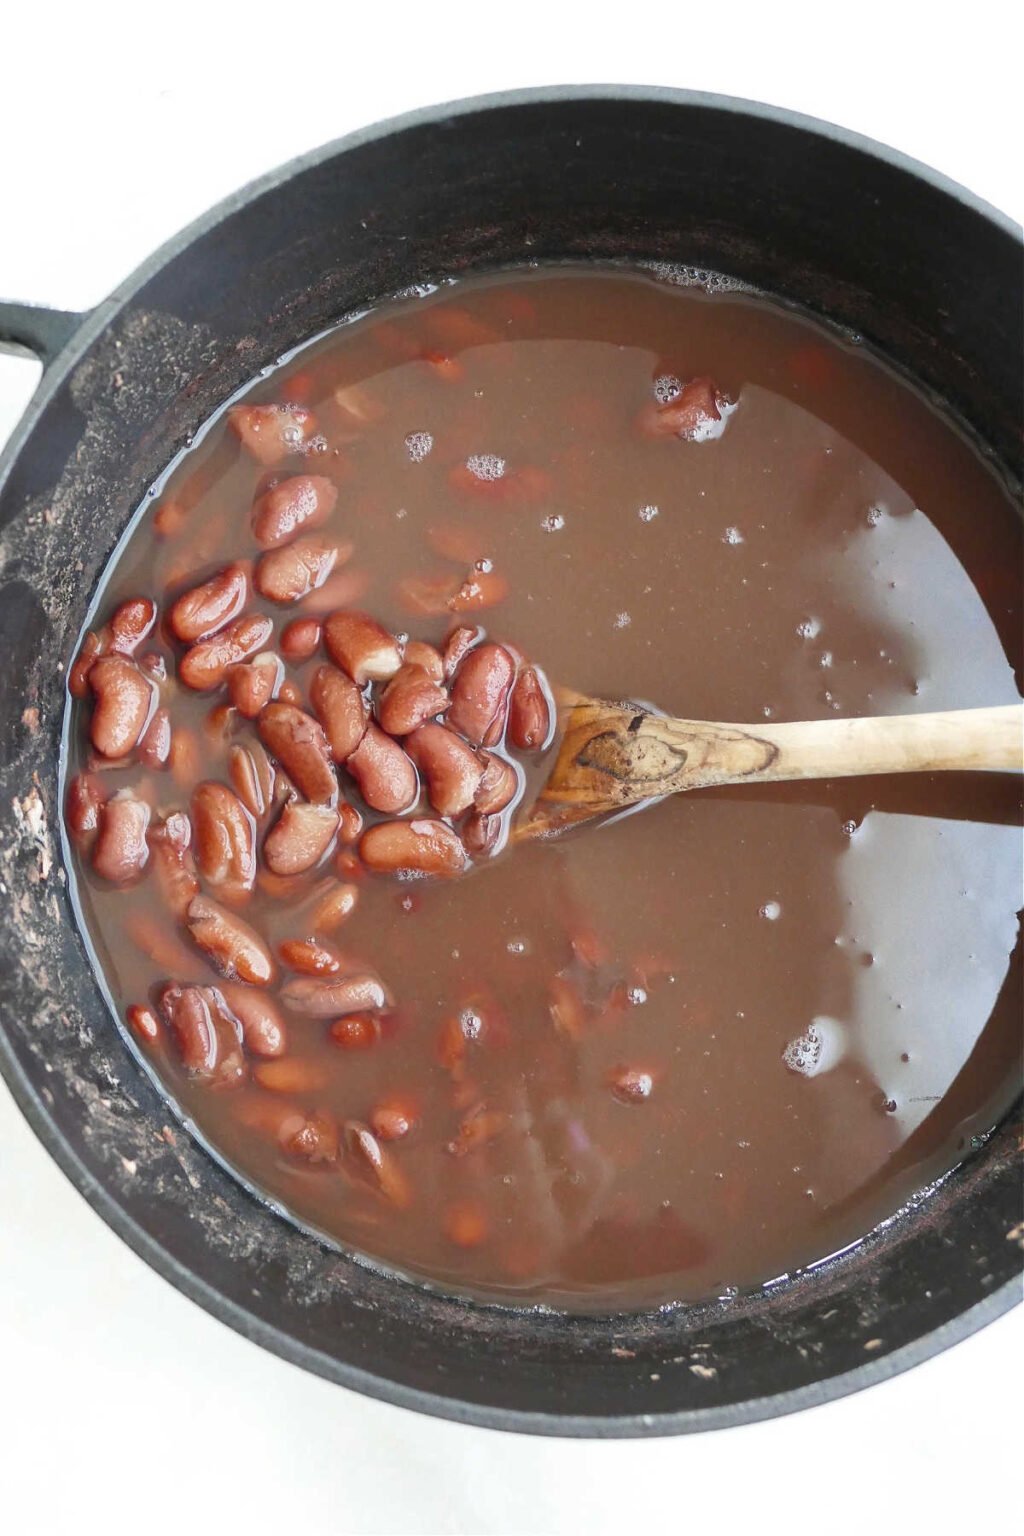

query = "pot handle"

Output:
[[0, 300, 83, 366]]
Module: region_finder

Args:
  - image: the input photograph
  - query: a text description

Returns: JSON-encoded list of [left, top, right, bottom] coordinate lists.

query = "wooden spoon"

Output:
[[525, 695, 1024, 836]]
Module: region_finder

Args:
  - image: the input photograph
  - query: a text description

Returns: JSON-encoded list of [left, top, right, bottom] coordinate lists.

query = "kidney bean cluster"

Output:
[[65, 392, 556, 1173]]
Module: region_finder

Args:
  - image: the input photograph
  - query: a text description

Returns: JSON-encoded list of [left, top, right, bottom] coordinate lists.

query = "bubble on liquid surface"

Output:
[[653, 374, 681, 404], [841, 819, 859, 838], [867, 504, 885, 526], [759, 900, 782, 921], [722, 526, 744, 546], [640, 262, 752, 295], [626, 986, 648, 1006], [466, 453, 505, 482], [796, 616, 822, 640], [405, 430, 433, 463], [783, 1016, 846, 1077], [614, 611, 632, 629], [637, 503, 660, 523], [541, 512, 565, 532]]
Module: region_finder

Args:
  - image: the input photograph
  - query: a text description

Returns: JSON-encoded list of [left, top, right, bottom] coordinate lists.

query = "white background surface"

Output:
[[1, 5, 1021, 1532]]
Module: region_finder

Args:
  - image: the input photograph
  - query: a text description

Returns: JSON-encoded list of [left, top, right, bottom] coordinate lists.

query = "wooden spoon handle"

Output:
[[542, 701, 1024, 817]]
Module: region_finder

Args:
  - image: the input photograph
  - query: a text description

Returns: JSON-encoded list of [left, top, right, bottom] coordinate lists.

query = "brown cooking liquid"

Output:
[[64, 267, 1023, 1309]]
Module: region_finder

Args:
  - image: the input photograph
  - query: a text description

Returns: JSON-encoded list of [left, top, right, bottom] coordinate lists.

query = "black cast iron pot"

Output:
[[0, 87, 1020, 1436]]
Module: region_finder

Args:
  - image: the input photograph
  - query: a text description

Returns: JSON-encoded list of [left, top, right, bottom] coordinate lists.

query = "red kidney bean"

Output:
[[126, 1003, 162, 1047], [227, 651, 283, 718], [441, 624, 482, 681], [549, 975, 586, 1040], [276, 678, 305, 709], [191, 781, 257, 901], [257, 701, 337, 805], [66, 772, 106, 844], [447, 566, 509, 613], [447, 642, 514, 746], [371, 1099, 417, 1141], [108, 596, 158, 655], [280, 1110, 339, 1164], [280, 615, 322, 662], [443, 1200, 488, 1247], [425, 521, 491, 565], [343, 1120, 412, 1207], [179, 612, 274, 691], [474, 752, 520, 815], [92, 790, 151, 884], [405, 723, 483, 816], [88, 656, 154, 758], [309, 664, 368, 762], [334, 847, 364, 881], [154, 498, 187, 539], [254, 1057, 329, 1093], [137, 707, 172, 768], [608, 1065, 655, 1103], [448, 1105, 508, 1156], [69, 631, 102, 698], [638, 375, 723, 440], [403, 640, 444, 682], [168, 562, 249, 642], [279, 972, 390, 1017], [157, 982, 245, 1083], [345, 723, 418, 814], [229, 403, 319, 464], [298, 566, 371, 614], [186, 893, 276, 985], [377, 663, 449, 736], [462, 810, 499, 857], [279, 938, 342, 975], [323, 609, 402, 684], [251, 474, 337, 547], [422, 350, 464, 383], [220, 983, 287, 1058], [360, 818, 468, 878], [395, 572, 460, 616], [337, 803, 363, 845], [255, 537, 348, 603], [169, 726, 202, 788], [228, 740, 276, 820], [333, 381, 386, 433], [310, 880, 359, 931], [264, 799, 338, 876], [508, 665, 552, 751], [329, 1013, 380, 1050], [148, 812, 200, 918]]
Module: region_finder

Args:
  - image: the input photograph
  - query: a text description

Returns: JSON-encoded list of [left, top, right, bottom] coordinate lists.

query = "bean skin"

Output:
[[323, 609, 402, 684], [168, 562, 249, 642], [279, 972, 390, 1017], [157, 982, 246, 1083], [309, 664, 368, 763], [637, 375, 724, 440], [508, 665, 552, 750], [66, 772, 106, 845], [474, 752, 520, 815], [179, 613, 274, 691], [257, 701, 337, 805], [462, 810, 499, 857], [126, 1003, 162, 1047], [406, 723, 483, 817], [281, 1110, 338, 1164], [255, 538, 348, 603], [191, 781, 257, 901], [220, 983, 287, 1057], [608, 1065, 655, 1103], [229, 403, 319, 464], [343, 1120, 412, 1207], [377, 663, 449, 736], [251, 474, 337, 547], [186, 893, 276, 985], [263, 798, 339, 876], [345, 723, 418, 814], [89, 656, 154, 758], [228, 741, 276, 820], [92, 789, 151, 883], [360, 818, 468, 878], [441, 625, 481, 681], [447, 642, 514, 746], [148, 811, 200, 918]]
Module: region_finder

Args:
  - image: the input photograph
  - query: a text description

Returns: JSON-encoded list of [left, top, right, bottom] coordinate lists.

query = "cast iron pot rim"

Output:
[[0, 84, 1020, 1438]]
